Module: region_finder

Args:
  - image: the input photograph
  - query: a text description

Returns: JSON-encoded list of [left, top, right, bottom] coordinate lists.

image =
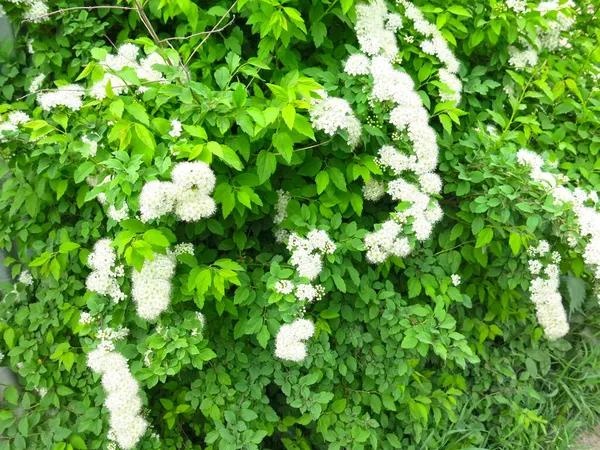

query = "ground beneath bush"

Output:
[[577, 426, 600, 449]]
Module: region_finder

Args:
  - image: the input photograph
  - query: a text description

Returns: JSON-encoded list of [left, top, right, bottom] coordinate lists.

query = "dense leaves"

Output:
[[0, 1, 599, 450]]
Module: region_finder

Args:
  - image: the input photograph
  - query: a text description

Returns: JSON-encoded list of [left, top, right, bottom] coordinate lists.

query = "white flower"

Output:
[[131, 252, 177, 321], [174, 191, 217, 222], [8, 111, 30, 126], [86, 239, 126, 303], [87, 348, 148, 449], [37, 84, 85, 111], [451, 274, 461, 286], [309, 91, 362, 149], [18, 270, 33, 286], [275, 280, 294, 295], [108, 202, 129, 222], [294, 284, 325, 302], [23, 1, 49, 23], [287, 230, 336, 281], [81, 135, 98, 158], [169, 120, 182, 137], [171, 161, 216, 194], [29, 73, 45, 93], [139, 181, 177, 223], [363, 179, 386, 202], [274, 190, 291, 224], [506, 0, 528, 14], [274, 318, 315, 362], [344, 53, 371, 76], [79, 312, 94, 325], [439, 69, 462, 105]]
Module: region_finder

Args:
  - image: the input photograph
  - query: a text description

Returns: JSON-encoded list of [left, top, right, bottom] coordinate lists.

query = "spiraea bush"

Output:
[[0, 0, 599, 449]]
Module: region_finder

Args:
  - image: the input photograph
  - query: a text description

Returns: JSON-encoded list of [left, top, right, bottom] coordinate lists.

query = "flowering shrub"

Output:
[[0, 1, 600, 449]]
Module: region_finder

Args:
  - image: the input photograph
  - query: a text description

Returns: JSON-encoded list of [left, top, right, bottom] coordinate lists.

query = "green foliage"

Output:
[[0, 1, 599, 450]]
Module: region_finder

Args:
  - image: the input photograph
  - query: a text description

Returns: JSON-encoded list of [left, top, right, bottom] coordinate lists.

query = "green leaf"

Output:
[[509, 232, 521, 255], [328, 167, 346, 191], [59, 242, 80, 254], [257, 151, 277, 184], [447, 5, 472, 17], [73, 162, 95, 184], [281, 103, 296, 130], [69, 435, 87, 450], [125, 103, 150, 126], [110, 99, 124, 119], [3, 386, 18, 406], [293, 115, 315, 140], [214, 67, 230, 90], [273, 132, 294, 163], [54, 179, 68, 201], [401, 336, 418, 349], [311, 22, 327, 48], [563, 275, 586, 315], [475, 228, 494, 248], [316, 171, 329, 194], [143, 229, 170, 248], [197, 348, 217, 361]]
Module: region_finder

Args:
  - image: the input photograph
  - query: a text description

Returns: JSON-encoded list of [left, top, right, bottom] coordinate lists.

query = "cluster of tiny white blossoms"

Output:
[[506, 0, 528, 14], [287, 230, 336, 281], [517, 150, 600, 301], [90, 44, 167, 100], [363, 178, 386, 202], [81, 135, 98, 158], [131, 244, 194, 320], [273, 190, 291, 243], [79, 311, 94, 325], [451, 274, 461, 286], [0, 111, 30, 141], [20, 0, 49, 23], [275, 280, 326, 304], [37, 84, 85, 111], [527, 241, 569, 340], [29, 73, 45, 93], [139, 161, 217, 223], [508, 0, 576, 68], [18, 270, 33, 286], [86, 239, 126, 303], [397, 0, 462, 104], [169, 120, 182, 138], [340, 1, 450, 264], [274, 318, 315, 362], [309, 90, 362, 149], [87, 345, 148, 449]]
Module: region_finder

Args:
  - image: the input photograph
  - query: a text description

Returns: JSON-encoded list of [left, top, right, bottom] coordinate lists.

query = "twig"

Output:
[[21, 5, 135, 23], [185, 0, 239, 66], [159, 16, 236, 43], [273, 139, 333, 157]]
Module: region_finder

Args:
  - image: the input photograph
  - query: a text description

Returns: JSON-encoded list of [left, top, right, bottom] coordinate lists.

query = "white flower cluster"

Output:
[[0, 111, 31, 141], [287, 230, 336, 281], [131, 244, 193, 320], [274, 318, 315, 362], [79, 311, 94, 325], [107, 203, 129, 222], [451, 274, 461, 286], [355, 0, 399, 60], [363, 178, 386, 202], [309, 90, 362, 149], [364, 219, 411, 263], [91, 44, 167, 101], [29, 73, 45, 93], [37, 84, 85, 111], [22, 0, 48, 23], [506, 0, 528, 14], [87, 347, 148, 449], [169, 120, 182, 138], [139, 161, 216, 223], [275, 280, 325, 303], [273, 190, 292, 243], [340, 2, 448, 264], [86, 239, 126, 303], [398, 0, 462, 103], [81, 135, 98, 158], [18, 270, 33, 286], [517, 150, 600, 300], [527, 241, 569, 340]]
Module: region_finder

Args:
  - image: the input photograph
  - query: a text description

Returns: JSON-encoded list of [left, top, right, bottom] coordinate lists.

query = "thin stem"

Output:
[[160, 16, 236, 43], [273, 139, 333, 157], [185, 0, 239, 66]]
